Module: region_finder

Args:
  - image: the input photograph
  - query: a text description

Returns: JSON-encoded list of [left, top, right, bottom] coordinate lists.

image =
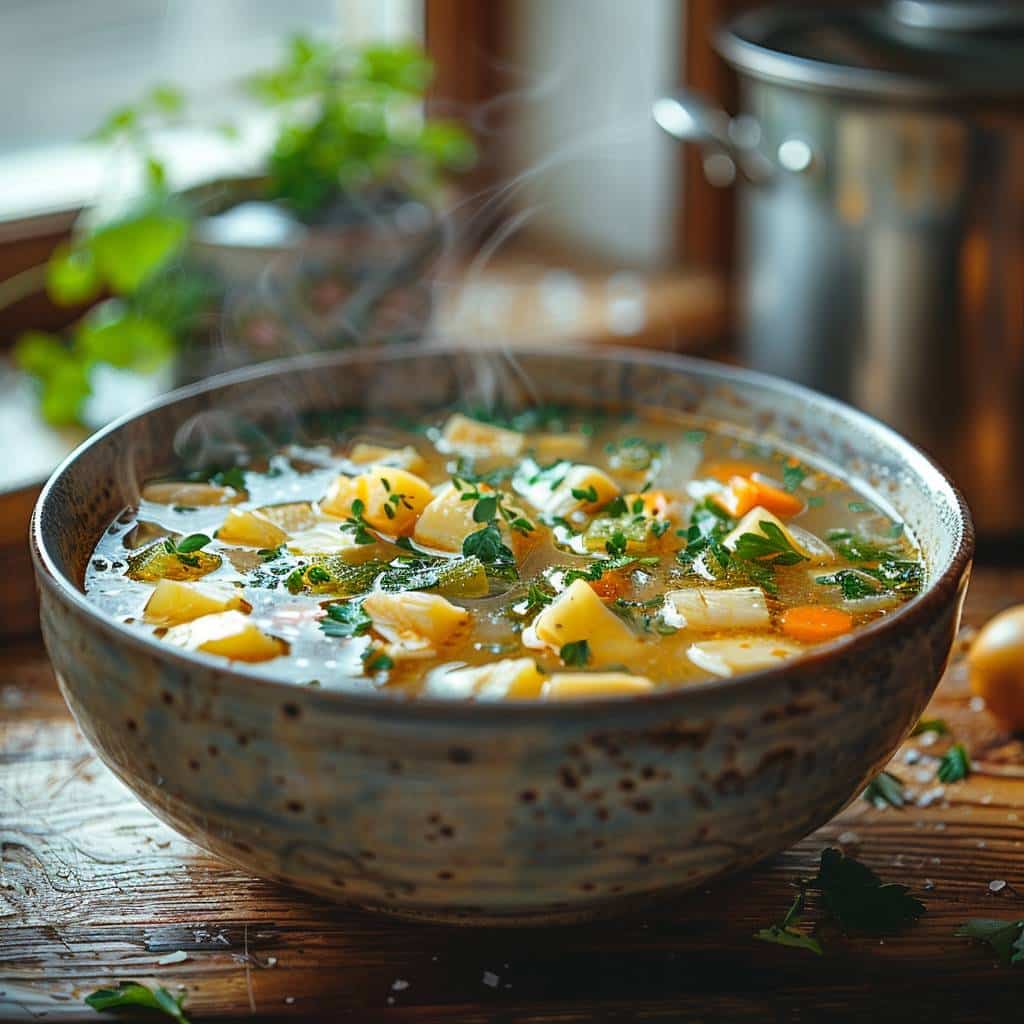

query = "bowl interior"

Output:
[[34, 344, 971, 660]]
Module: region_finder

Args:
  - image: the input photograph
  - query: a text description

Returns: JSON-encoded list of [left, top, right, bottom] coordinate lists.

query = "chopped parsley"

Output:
[[364, 649, 395, 672], [320, 600, 372, 638], [571, 484, 599, 503], [863, 770, 905, 809], [956, 918, 1024, 966], [937, 742, 971, 783], [463, 524, 515, 565], [209, 466, 247, 492], [86, 982, 190, 1022], [340, 498, 377, 545], [816, 569, 882, 601], [559, 639, 591, 666], [755, 848, 925, 954], [162, 533, 212, 567], [732, 521, 807, 565], [782, 463, 807, 493]]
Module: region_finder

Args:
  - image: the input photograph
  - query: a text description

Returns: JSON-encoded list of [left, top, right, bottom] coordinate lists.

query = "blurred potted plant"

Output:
[[9, 36, 475, 425]]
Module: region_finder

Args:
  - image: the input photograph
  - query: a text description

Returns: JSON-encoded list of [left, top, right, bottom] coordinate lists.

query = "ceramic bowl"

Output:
[[31, 346, 973, 925]]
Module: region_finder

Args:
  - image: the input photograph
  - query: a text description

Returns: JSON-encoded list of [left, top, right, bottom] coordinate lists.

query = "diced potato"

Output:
[[144, 579, 247, 625], [141, 481, 241, 506], [362, 591, 471, 660], [530, 433, 589, 462], [319, 475, 361, 519], [425, 658, 545, 700], [413, 482, 477, 552], [216, 508, 289, 549], [348, 442, 427, 476], [286, 522, 389, 562], [543, 465, 620, 518], [319, 466, 433, 536], [723, 506, 834, 565], [440, 413, 524, 458], [664, 586, 770, 631], [544, 673, 655, 700], [531, 579, 638, 664], [163, 610, 286, 662], [687, 636, 802, 678], [256, 502, 319, 532]]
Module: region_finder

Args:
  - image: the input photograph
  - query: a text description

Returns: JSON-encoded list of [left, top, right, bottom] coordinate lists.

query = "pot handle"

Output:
[[652, 92, 774, 186]]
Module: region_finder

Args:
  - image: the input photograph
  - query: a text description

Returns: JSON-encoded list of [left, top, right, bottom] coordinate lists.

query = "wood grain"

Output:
[[3, 568, 1024, 1021]]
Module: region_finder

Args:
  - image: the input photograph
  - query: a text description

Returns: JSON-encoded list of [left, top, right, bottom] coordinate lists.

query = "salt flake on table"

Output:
[[483, 971, 500, 988], [157, 950, 188, 965], [989, 879, 1007, 893], [837, 830, 860, 846], [391, 979, 409, 991], [917, 786, 945, 808]]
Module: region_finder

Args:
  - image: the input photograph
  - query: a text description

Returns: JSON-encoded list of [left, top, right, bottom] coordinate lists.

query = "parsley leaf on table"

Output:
[[955, 919, 1024, 966], [937, 742, 971, 783], [863, 770, 906, 809], [755, 848, 925, 954], [809, 847, 925, 934], [86, 982, 190, 1022]]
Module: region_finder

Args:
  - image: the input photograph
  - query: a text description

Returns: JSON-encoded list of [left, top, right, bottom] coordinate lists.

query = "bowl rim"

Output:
[[31, 344, 974, 723]]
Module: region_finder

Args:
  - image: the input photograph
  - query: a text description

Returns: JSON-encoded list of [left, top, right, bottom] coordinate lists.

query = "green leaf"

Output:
[[733, 521, 807, 565], [90, 210, 188, 293], [782, 464, 807, 493], [559, 639, 590, 667], [463, 524, 514, 565], [147, 84, 185, 114], [358, 43, 433, 93], [46, 242, 101, 305], [753, 925, 823, 955], [85, 981, 190, 1022], [174, 533, 212, 554], [38, 352, 93, 425], [14, 331, 70, 379], [808, 848, 925, 934], [76, 306, 175, 371], [320, 600, 372, 638], [863, 770, 905, 809], [210, 467, 247, 492], [816, 569, 881, 601], [365, 649, 395, 672], [472, 495, 498, 523], [571, 485, 599, 503], [937, 743, 971, 784], [955, 919, 1024, 966]]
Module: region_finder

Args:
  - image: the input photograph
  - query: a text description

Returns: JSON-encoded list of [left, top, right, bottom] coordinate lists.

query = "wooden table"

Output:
[[3, 566, 1024, 1022]]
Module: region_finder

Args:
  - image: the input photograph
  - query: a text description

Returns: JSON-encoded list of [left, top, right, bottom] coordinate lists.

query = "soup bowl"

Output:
[[31, 346, 973, 924]]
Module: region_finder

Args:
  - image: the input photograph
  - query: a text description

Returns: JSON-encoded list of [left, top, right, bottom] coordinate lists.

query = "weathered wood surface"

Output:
[[3, 567, 1024, 1022]]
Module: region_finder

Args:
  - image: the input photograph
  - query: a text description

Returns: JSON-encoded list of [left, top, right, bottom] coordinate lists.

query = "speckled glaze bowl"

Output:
[[31, 347, 973, 925]]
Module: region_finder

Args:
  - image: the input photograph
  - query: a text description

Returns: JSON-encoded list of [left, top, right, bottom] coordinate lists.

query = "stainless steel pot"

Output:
[[655, 2, 1024, 534]]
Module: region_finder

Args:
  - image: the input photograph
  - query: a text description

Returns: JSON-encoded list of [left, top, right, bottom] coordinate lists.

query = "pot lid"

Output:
[[717, 3, 1024, 99]]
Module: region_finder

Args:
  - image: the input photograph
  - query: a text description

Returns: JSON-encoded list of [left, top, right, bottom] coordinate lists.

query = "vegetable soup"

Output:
[[85, 406, 924, 700]]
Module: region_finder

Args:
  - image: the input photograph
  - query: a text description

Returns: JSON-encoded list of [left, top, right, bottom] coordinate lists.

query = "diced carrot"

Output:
[[625, 490, 672, 519], [748, 477, 804, 517], [711, 475, 804, 519], [711, 476, 760, 517], [780, 606, 854, 643], [704, 460, 764, 484], [589, 571, 631, 600]]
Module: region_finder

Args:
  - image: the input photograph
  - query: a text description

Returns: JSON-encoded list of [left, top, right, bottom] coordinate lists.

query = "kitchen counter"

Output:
[[3, 565, 1024, 1021]]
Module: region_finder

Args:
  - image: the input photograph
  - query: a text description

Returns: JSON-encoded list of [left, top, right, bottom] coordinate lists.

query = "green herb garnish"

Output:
[[733, 521, 807, 565], [364, 650, 395, 672], [816, 569, 882, 601], [956, 918, 1024, 966], [559, 640, 591, 667], [211, 466, 246, 491], [782, 464, 807, 493], [863, 770, 905, 809], [937, 742, 971, 783], [463, 524, 515, 565], [86, 982, 190, 1022], [162, 532, 212, 567], [571, 484, 599, 503], [340, 498, 377, 545], [320, 600, 372, 638]]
